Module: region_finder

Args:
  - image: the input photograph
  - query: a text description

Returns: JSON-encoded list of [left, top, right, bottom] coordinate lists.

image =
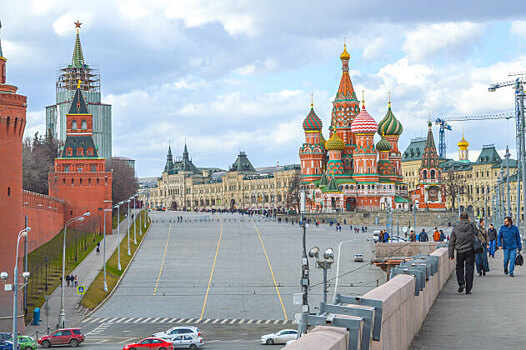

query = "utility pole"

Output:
[[519, 87, 526, 234], [505, 146, 511, 219], [484, 193, 488, 228], [299, 191, 309, 337]]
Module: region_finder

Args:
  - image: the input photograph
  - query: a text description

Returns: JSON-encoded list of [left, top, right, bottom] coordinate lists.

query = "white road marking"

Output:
[[229, 319, 237, 324], [168, 318, 178, 323], [194, 319, 202, 324], [239, 319, 246, 324], [151, 317, 160, 323], [177, 318, 187, 323], [81, 318, 91, 324], [212, 319, 220, 324], [115, 317, 127, 323], [133, 318, 143, 323], [107, 317, 118, 323], [124, 317, 135, 323], [203, 319, 211, 324], [273, 320, 280, 324], [89, 318, 101, 323], [160, 317, 170, 323], [256, 320, 262, 324], [265, 320, 271, 324], [247, 319, 254, 324], [142, 317, 152, 323], [221, 319, 229, 324]]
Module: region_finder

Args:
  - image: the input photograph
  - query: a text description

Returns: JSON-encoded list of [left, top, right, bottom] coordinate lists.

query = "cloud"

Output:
[[403, 22, 487, 62], [511, 20, 526, 40], [53, 13, 94, 37]]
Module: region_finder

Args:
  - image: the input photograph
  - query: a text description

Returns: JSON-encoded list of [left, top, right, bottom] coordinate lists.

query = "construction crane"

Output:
[[434, 112, 514, 158]]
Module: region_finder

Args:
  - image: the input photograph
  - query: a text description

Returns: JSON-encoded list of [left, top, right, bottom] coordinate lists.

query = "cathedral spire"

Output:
[[0, 20, 5, 84], [0, 20, 4, 59], [334, 43, 357, 102], [72, 20, 85, 68]]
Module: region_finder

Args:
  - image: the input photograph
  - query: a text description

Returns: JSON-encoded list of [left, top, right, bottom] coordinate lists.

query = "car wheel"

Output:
[[25, 347, 33, 350], [129, 348, 136, 350], [160, 348, 167, 350], [266, 338, 274, 345], [69, 339, 78, 347], [41, 340, 50, 348], [189, 345, 197, 350]]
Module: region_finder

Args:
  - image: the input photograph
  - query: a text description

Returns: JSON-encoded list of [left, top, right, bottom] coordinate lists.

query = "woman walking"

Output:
[[487, 224, 497, 258], [475, 218, 489, 276]]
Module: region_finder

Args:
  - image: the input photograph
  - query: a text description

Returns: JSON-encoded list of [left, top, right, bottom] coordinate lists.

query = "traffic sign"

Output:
[[77, 286, 85, 295]]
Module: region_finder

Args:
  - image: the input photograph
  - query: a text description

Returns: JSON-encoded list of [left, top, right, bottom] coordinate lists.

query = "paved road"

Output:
[[92, 211, 388, 321], [410, 248, 525, 349]]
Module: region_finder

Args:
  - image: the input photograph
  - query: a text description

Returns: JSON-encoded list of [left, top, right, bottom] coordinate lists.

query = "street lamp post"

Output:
[[308, 246, 334, 304], [505, 146, 511, 218], [299, 191, 309, 337], [127, 200, 131, 256], [113, 202, 123, 271], [103, 208, 112, 292], [58, 212, 90, 328], [132, 195, 137, 245], [138, 196, 142, 236], [1, 227, 31, 350]]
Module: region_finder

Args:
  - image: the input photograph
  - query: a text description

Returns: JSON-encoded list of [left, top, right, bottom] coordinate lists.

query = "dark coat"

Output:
[[448, 219, 475, 258]]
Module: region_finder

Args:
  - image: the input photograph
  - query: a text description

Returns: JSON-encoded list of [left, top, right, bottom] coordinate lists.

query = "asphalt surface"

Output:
[[67, 211, 450, 349]]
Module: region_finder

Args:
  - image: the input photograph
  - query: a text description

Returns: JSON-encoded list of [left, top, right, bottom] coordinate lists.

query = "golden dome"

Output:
[[340, 44, 350, 61], [325, 133, 345, 151], [458, 133, 469, 148]]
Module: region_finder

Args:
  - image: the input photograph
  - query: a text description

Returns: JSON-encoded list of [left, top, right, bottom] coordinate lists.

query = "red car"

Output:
[[38, 328, 85, 347], [123, 337, 174, 350]]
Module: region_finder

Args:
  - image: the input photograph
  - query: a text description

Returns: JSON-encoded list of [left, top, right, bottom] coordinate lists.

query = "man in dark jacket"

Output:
[[487, 224, 497, 258], [419, 229, 429, 242], [449, 212, 475, 294], [498, 216, 522, 277]]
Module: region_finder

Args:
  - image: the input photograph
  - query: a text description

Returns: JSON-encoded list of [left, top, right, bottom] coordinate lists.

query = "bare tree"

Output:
[[286, 172, 303, 212], [107, 159, 138, 205], [23, 132, 61, 194], [443, 170, 472, 210]]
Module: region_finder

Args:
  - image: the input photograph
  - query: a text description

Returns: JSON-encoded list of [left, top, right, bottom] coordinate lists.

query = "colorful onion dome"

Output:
[[378, 103, 403, 136], [302, 106, 323, 131], [325, 133, 345, 151], [320, 133, 326, 145], [376, 136, 392, 151], [351, 104, 377, 134], [340, 44, 350, 60], [458, 133, 469, 148]]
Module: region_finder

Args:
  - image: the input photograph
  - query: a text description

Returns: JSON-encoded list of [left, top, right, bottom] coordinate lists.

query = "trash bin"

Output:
[[374, 216, 379, 225], [32, 307, 40, 325]]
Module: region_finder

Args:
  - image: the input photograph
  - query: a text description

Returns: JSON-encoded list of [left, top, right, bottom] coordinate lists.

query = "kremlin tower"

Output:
[[0, 23, 28, 331], [458, 132, 469, 162], [298, 45, 410, 212]]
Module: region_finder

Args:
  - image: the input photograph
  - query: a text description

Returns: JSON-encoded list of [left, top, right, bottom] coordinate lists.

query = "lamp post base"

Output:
[[58, 309, 66, 328]]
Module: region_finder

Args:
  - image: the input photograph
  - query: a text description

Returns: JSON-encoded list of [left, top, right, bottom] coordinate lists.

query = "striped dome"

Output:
[[351, 106, 377, 134], [302, 107, 323, 131], [378, 106, 403, 136], [376, 136, 392, 151], [325, 133, 345, 151]]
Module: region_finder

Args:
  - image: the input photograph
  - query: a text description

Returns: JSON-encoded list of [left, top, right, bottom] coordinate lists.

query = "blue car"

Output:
[[0, 340, 19, 350]]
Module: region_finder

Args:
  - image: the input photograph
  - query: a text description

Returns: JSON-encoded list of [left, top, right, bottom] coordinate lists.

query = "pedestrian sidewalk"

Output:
[[410, 249, 525, 349], [26, 210, 141, 337]]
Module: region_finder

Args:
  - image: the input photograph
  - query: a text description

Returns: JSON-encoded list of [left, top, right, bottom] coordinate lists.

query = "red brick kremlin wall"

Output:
[[22, 191, 65, 253]]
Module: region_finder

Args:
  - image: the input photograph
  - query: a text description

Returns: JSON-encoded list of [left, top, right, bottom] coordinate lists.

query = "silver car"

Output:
[[260, 329, 298, 345], [153, 326, 202, 341], [172, 334, 204, 349]]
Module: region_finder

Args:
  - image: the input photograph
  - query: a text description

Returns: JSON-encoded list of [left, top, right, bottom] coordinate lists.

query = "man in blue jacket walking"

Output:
[[498, 216, 522, 277]]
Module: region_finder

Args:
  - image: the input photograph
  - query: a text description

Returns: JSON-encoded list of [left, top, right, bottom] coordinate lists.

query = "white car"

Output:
[[260, 329, 298, 345], [172, 334, 204, 349], [372, 230, 381, 243], [153, 326, 202, 341], [354, 253, 365, 262]]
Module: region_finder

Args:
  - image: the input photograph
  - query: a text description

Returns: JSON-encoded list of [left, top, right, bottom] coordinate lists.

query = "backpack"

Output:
[[516, 252, 524, 267], [471, 223, 484, 254]]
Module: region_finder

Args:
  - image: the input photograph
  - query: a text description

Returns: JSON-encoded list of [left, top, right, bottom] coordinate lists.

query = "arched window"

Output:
[[86, 147, 93, 156], [72, 120, 78, 130], [77, 147, 84, 156], [66, 147, 73, 156], [430, 169, 436, 179], [423, 170, 428, 179], [81, 120, 87, 130]]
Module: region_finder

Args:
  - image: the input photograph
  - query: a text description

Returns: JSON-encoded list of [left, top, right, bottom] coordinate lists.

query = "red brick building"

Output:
[[0, 32, 28, 332], [48, 83, 113, 234]]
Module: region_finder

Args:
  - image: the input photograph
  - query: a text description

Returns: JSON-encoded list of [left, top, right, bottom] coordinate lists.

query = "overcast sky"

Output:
[[2, 0, 526, 177]]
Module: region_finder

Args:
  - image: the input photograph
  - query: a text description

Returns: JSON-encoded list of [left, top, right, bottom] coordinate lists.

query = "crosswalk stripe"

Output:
[[203, 319, 211, 324], [194, 319, 202, 324], [133, 318, 143, 323], [282, 320, 288, 325], [239, 319, 246, 324], [142, 317, 152, 323], [273, 320, 280, 324], [168, 318, 178, 323], [89, 318, 100, 323], [177, 318, 187, 324], [151, 317, 160, 323], [265, 320, 271, 324], [229, 319, 237, 324], [221, 319, 229, 324], [160, 318, 170, 323], [115, 317, 127, 323], [124, 317, 135, 323], [98, 317, 109, 323], [186, 318, 195, 323], [247, 319, 253, 324], [256, 320, 262, 324], [81, 318, 91, 324], [212, 319, 219, 324], [107, 317, 118, 323]]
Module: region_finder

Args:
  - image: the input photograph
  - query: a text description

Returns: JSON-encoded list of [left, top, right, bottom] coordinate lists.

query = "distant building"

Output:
[[142, 144, 300, 211], [111, 156, 136, 174], [46, 22, 112, 159]]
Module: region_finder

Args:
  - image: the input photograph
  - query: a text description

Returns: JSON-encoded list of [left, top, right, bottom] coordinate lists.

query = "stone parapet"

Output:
[[283, 247, 454, 350]]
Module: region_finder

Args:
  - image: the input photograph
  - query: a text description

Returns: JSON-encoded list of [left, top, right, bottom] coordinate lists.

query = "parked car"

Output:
[[172, 334, 204, 349], [8, 335, 37, 350], [152, 326, 202, 341], [122, 337, 173, 350], [354, 253, 365, 262], [260, 329, 298, 345], [38, 328, 84, 348], [0, 334, 11, 341], [372, 230, 381, 243], [0, 340, 18, 350]]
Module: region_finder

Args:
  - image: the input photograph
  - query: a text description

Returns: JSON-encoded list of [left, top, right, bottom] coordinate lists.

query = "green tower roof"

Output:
[[71, 24, 85, 68]]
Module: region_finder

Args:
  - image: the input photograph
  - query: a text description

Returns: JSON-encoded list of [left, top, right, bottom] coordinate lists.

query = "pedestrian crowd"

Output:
[[448, 212, 522, 295]]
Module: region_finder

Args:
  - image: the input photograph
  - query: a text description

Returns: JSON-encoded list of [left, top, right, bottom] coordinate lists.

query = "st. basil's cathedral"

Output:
[[299, 45, 411, 212]]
